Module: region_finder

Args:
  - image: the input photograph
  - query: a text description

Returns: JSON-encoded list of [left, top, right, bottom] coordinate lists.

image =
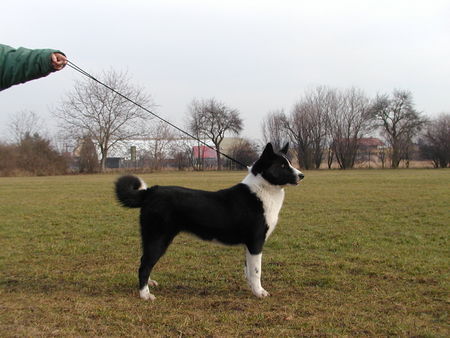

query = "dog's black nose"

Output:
[[299, 173, 305, 180]]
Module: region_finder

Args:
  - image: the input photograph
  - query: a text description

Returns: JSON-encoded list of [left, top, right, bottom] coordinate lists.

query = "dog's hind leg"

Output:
[[138, 234, 173, 300], [244, 247, 270, 298]]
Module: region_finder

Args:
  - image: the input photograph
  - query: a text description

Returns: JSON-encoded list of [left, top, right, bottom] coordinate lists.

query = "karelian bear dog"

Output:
[[115, 143, 304, 300]]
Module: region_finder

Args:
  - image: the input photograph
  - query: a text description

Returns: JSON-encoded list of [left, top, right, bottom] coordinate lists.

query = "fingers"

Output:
[[51, 52, 68, 71]]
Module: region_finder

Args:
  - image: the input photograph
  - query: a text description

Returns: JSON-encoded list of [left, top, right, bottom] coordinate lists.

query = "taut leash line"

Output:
[[66, 60, 248, 169]]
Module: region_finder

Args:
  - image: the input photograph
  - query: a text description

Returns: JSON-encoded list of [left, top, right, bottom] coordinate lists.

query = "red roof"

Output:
[[358, 138, 384, 147], [193, 146, 217, 159]]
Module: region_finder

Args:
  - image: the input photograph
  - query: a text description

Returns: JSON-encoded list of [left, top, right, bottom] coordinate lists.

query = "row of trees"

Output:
[[1, 70, 448, 176], [52, 70, 449, 171], [419, 114, 450, 168], [0, 111, 69, 176], [52, 71, 247, 172], [262, 86, 449, 169], [0, 106, 254, 175], [0, 132, 68, 176]]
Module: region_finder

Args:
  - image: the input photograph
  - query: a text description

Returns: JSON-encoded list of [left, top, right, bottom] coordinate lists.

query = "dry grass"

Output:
[[0, 170, 449, 336]]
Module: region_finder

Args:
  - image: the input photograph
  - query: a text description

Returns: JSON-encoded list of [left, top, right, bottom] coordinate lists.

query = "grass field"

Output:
[[0, 169, 449, 336]]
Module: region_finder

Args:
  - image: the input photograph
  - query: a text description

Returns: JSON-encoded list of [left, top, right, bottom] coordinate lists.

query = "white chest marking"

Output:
[[242, 172, 285, 239]]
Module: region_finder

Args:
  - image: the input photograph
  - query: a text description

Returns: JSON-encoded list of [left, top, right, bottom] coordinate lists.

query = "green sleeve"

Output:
[[0, 44, 64, 90]]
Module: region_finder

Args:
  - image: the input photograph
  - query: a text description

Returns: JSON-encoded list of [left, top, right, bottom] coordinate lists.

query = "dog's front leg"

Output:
[[245, 248, 270, 298]]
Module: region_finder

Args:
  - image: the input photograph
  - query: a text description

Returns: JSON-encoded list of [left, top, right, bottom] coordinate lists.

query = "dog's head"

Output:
[[251, 143, 304, 186]]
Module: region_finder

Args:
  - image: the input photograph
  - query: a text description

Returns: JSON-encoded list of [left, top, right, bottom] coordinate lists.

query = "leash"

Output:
[[66, 60, 248, 169]]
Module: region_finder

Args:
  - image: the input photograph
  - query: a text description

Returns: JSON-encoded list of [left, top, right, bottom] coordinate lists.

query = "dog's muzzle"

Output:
[[292, 171, 304, 185], [295, 173, 305, 185]]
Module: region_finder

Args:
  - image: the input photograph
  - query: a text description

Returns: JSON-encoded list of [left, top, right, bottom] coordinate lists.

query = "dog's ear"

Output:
[[251, 143, 274, 175], [261, 143, 274, 158], [280, 142, 289, 155]]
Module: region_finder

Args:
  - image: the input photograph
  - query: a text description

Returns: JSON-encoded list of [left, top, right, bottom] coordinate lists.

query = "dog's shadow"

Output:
[[1, 275, 252, 300]]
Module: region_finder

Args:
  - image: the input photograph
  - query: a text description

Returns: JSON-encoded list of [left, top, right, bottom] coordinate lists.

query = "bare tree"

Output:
[[17, 133, 68, 176], [371, 90, 427, 168], [378, 147, 388, 169], [284, 102, 314, 169], [187, 98, 243, 170], [78, 135, 99, 173], [169, 138, 192, 170], [261, 110, 288, 151], [284, 87, 333, 169], [307, 87, 331, 169], [8, 110, 46, 143], [175, 138, 200, 171], [328, 88, 374, 169], [419, 113, 450, 168], [54, 69, 153, 171], [226, 138, 259, 170], [184, 106, 205, 171], [145, 121, 176, 170], [0, 142, 18, 176]]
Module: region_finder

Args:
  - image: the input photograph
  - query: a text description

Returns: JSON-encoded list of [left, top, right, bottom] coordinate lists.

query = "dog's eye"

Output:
[[281, 164, 286, 168]]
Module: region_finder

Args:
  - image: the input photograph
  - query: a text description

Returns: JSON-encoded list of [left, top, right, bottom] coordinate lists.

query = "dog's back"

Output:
[[116, 176, 266, 245]]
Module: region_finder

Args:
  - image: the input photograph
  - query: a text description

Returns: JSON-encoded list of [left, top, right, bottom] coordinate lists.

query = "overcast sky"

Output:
[[1, 0, 449, 142]]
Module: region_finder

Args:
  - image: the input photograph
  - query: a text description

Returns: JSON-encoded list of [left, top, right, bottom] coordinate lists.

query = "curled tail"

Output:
[[115, 175, 148, 208]]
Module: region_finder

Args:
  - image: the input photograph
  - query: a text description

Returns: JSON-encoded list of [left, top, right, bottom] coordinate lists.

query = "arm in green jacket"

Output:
[[0, 44, 65, 90]]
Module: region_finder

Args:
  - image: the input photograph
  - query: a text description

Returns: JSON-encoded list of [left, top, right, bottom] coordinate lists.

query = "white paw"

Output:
[[148, 279, 159, 287], [253, 288, 270, 298], [139, 286, 156, 301]]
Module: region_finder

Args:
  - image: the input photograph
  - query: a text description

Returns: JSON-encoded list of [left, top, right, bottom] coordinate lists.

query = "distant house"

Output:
[[355, 138, 386, 166], [192, 145, 218, 169], [193, 146, 217, 160], [358, 138, 385, 152]]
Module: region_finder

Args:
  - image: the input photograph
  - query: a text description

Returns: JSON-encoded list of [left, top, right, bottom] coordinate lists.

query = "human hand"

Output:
[[51, 52, 67, 71]]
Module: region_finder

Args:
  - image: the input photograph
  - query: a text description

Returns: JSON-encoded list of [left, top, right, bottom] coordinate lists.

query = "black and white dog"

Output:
[[115, 143, 304, 300]]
